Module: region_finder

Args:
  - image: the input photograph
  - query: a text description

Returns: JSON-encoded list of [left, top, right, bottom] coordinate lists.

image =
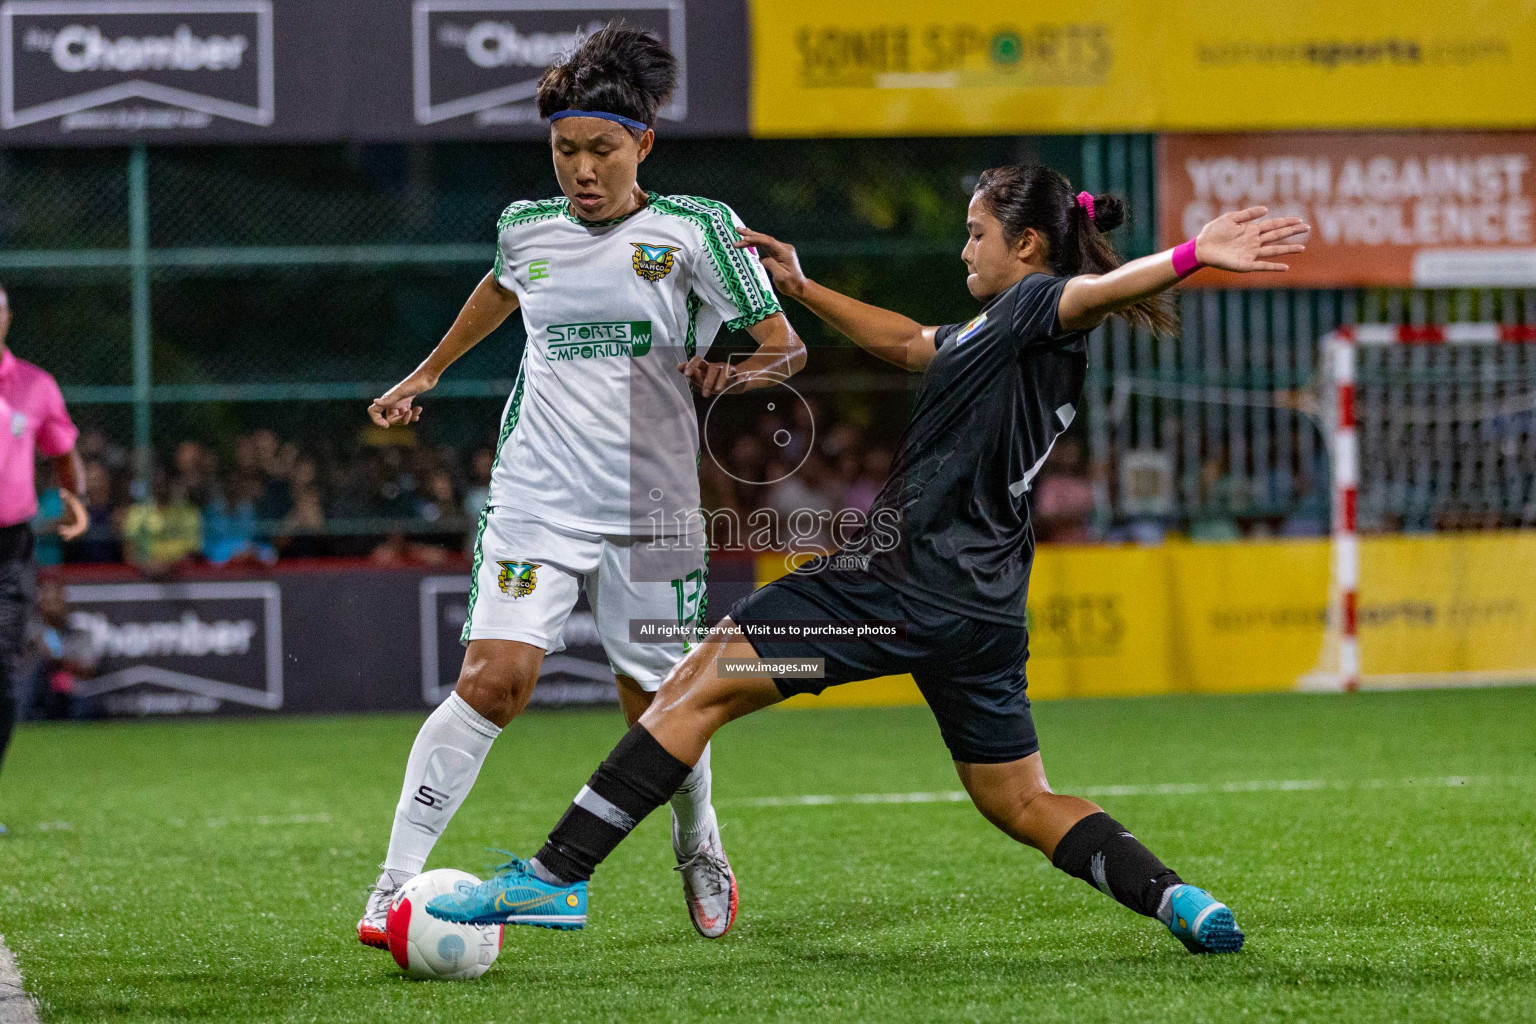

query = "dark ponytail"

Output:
[[973, 165, 1177, 337]]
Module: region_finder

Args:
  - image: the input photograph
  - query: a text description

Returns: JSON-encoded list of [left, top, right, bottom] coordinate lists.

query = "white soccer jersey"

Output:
[[486, 193, 780, 535]]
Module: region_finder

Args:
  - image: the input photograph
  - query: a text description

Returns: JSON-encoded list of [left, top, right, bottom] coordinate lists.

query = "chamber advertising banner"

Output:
[[0, 0, 746, 145], [0, 0, 347, 143], [348, 0, 747, 141], [55, 558, 756, 718], [1159, 133, 1536, 288]]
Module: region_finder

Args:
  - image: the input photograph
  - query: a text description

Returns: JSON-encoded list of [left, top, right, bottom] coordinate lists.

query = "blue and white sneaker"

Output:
[[425, 855, 586, 930], [1162, 884, 1244, 953]]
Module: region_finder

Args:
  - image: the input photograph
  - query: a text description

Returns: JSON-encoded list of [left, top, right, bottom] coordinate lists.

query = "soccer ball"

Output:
[[386, 869, 503, 981]]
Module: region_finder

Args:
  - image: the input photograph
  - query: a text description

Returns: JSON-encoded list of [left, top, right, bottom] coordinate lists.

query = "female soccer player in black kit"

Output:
[[427, 165, 1308, 954]]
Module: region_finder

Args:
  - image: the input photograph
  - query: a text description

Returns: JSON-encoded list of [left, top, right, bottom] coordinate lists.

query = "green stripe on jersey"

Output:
[[649, 195, 781, 325], [669, 195, 775, 307], [684, 290, 702, 359], [491, 198, 568, 279], [463, 348, 531, 645]]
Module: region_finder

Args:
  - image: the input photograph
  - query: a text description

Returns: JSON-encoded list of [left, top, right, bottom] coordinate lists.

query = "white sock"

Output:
[[669, 741, 717, 852], [382, 692, 501, 876]]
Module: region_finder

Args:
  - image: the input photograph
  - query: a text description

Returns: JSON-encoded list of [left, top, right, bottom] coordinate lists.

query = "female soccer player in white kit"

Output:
[[356, 25, 805, 946]]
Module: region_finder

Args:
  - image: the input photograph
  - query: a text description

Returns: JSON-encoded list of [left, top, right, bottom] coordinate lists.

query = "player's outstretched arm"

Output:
[[1056, 206, 1307, 334], [735, 229, 939, 372], [368, 273, 520, 427]]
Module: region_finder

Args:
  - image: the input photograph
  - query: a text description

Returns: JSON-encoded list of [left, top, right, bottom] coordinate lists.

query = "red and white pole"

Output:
[[1331, 328, 1360, 692]]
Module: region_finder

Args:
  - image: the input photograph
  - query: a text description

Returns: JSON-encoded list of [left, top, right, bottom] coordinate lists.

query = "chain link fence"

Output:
[[10, 133, 1525, 562]]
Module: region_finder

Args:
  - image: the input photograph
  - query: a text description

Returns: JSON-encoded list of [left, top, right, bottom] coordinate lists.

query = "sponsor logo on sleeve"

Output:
[[955, 312, 987, 345]]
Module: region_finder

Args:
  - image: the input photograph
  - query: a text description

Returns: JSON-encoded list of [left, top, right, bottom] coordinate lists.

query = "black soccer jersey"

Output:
[[845, 272, 1088, 625]]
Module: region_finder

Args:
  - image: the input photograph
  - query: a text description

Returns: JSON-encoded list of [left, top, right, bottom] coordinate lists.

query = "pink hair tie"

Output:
[[1075, 191, 1096, 222]]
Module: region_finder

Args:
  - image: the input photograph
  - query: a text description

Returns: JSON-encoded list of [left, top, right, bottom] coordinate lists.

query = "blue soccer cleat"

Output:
[[1163, 884, 1244, 954], [424, 855, 586, 930]]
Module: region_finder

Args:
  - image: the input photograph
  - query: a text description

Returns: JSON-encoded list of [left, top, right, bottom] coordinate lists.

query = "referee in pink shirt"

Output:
[[0, 283, 89, 837]]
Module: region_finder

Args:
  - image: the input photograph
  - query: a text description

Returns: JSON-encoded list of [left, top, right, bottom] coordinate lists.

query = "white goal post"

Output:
[[1304, 322, 1536, 692]]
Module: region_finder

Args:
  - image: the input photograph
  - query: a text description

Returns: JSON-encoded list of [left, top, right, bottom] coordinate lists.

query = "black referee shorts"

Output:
[[728, 558, 1037, 765]]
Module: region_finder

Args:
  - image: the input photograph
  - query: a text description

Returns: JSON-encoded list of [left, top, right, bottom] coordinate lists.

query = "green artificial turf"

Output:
[[2, 688, 1535, 1023]]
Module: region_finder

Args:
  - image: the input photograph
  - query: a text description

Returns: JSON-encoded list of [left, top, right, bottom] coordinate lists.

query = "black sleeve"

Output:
[[932, 322, 963, 350], [1008, 274, 1071, 348]]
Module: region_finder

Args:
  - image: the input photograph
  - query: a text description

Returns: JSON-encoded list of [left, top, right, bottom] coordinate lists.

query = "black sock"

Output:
[[534, 725, 693, 884], [1051, 812, 1182, 919]]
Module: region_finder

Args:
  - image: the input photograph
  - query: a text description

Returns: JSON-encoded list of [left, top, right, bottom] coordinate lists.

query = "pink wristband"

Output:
[[1171, 238, 1202, 279]]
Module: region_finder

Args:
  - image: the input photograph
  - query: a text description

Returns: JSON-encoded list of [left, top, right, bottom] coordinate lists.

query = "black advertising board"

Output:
[[57, 557, 755, 717], [349, 0, 748, 141], [0, 0, 746, 146], [0, 0, 347, 144], [67, 580, 284, 715]]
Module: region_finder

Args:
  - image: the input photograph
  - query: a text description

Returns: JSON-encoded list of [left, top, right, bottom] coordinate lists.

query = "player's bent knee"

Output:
[[455, 643, 541, 727]]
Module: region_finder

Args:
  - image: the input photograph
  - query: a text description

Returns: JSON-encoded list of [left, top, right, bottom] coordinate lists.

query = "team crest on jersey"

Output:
[[496, 560, 541, 599], [955, 312, 988, 346], [631, 243, 680, 282]]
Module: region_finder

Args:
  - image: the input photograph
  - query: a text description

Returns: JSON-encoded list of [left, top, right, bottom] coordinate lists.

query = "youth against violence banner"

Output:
[[1158, 132, 1536, 288]]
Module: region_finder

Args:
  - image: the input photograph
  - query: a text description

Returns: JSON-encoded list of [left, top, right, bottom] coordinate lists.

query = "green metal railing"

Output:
[[0, 134, 1182, 527]]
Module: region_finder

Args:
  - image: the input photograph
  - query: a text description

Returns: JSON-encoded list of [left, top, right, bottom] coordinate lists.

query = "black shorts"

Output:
[[729, 560, 1037, 765], [0, 523, 35, 700]]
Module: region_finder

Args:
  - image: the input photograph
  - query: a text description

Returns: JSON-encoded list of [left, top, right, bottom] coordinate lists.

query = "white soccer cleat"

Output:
[[673, 816, 738, 939], [357, 867, 412, 950]]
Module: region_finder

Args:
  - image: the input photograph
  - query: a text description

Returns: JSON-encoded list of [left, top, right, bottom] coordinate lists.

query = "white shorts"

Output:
[[461, 507, 707, 691]]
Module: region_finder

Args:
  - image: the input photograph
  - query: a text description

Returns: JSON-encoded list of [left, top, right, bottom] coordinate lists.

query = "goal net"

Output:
[[1105, 320, 1536, 693], [1304, 323, 1536, 691]]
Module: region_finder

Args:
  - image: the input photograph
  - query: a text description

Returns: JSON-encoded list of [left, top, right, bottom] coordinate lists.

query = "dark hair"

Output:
[[536, 23, 678, 130], [973, 164, 1177, 336]]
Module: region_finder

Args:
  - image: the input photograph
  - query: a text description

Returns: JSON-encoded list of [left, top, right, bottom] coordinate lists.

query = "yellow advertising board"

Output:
[[749, 0, 1536, 136], [754, 531, 1536, 707]]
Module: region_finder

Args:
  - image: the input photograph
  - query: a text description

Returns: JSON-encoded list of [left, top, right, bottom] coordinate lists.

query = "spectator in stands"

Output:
[[122, 470, 202, 576], [173, 440, 217, 506], [30, 461, 66, 567], [698, 454, 743, 546], [1188, 452, 1242, 542], [727, 434, 769, 509], [415, 468, 459, 524], [76, 429, 128, 476], [251, 429, 295, 522], [463, 447, 493, 516], [204, 473, 273, 565], [764, 452, 838, 551], [67, 459, 121, 563], [25, 577, 96, 720], [370, 446, 418, 519], [1033, 436, 1097, 544], [280, 482, 327, 559], [841, 446, 891, 520], [325, 457, 371, 521]]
